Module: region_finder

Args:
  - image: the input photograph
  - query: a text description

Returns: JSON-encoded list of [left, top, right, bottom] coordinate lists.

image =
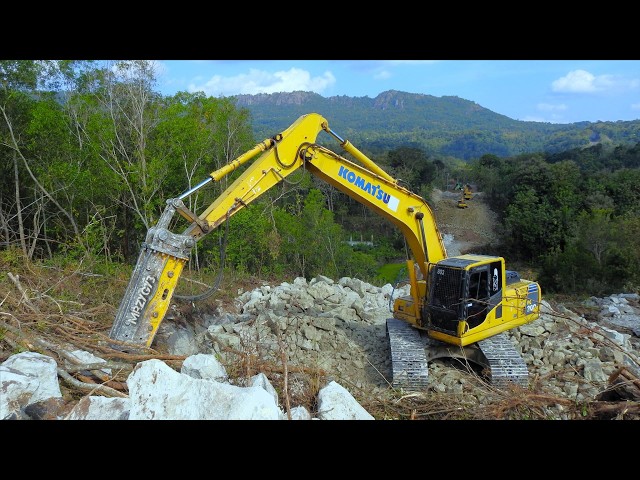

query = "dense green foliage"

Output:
[[471, 146, 640, 294], [2, 60, 639, 296]]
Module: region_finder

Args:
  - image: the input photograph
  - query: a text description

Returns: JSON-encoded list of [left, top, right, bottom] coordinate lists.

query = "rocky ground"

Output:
[[2, 187, 638, 420], [149, 274, 639, 420], [145, 187, 639, 419]]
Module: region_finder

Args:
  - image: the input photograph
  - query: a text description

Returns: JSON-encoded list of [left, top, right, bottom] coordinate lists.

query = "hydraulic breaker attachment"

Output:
[[108, 200, 195, 351]]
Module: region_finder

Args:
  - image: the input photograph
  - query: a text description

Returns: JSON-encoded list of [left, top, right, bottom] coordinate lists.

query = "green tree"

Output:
[[387, 146, 436, 191], [274, 189, 351, 279], [152, 92, 254, 212], [502, 187, 564, 262], [539, 209, 640, 294], [208, 206, 279, 277], [0, 60, 96, 259]]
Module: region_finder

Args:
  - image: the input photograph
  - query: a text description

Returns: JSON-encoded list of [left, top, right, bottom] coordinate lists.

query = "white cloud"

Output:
[[188, 68, 336, 97], [551, 69, 635, 94], [632, 103, 640, 110], [537, 103, 568, 112], [363, 60, 438, 84], [521, 114, 565, 124], [374, 70, 392, 80], [522, 104, 570, 123], [552, 70, 598, 93], [521, 115, 548, 122]]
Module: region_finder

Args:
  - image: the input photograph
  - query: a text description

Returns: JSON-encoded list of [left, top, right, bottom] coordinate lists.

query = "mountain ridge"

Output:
[[233, 90, 640, 160]]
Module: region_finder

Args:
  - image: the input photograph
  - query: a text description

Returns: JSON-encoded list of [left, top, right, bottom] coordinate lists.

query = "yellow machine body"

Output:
[[109, 113, 540, 353]]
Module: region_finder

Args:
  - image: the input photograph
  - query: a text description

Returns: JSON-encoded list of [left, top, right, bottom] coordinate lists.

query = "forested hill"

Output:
[[234, 90, 640, 160]]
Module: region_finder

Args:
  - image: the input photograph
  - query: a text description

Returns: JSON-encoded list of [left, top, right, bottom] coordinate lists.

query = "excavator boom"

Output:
[[109, 113, 445, 349], [108, 113, 541, 391]]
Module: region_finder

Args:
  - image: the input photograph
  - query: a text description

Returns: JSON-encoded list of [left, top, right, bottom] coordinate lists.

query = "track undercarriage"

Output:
[[385, 318, 529, 390]]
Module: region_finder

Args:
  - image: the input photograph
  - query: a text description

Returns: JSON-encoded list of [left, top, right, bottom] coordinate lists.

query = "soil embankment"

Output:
[[430, 188, 497, 256]]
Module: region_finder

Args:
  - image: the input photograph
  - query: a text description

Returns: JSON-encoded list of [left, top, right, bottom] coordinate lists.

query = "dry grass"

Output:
[[2, 249, 638, 420]]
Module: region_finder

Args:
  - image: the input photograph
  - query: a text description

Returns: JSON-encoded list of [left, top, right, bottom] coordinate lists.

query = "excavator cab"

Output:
[[424, 254, 510, 346], [388, 252, 539, 389]]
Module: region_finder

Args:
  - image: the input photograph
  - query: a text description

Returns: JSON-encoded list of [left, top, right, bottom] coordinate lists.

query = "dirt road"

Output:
[[431, 188, 497, 256]]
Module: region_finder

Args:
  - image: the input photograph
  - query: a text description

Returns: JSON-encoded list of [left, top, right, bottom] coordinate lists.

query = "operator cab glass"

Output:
[[427, 255, 504, 337]]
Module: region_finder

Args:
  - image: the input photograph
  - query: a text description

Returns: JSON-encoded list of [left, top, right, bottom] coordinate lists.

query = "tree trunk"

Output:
[[0, 194, 11, 249], [13, 151, 28, 258]]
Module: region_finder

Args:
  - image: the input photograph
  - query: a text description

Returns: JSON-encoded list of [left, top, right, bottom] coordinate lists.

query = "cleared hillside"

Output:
[[431, 187, 498, 257]]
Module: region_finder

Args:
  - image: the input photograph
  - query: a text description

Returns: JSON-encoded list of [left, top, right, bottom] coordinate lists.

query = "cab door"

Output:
[[465, 266, 490, 328]]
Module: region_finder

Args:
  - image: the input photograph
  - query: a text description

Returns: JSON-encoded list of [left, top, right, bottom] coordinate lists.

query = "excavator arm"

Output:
[[108, 112, 542, 390], [108, 113, 447, 350]]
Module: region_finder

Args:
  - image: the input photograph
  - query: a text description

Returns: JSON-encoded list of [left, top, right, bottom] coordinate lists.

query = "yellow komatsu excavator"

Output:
[[108, 113, 541, 389]]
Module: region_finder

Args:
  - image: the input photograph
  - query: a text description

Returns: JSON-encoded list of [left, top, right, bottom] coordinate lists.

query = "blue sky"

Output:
[[152, 60, 640, 124]]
